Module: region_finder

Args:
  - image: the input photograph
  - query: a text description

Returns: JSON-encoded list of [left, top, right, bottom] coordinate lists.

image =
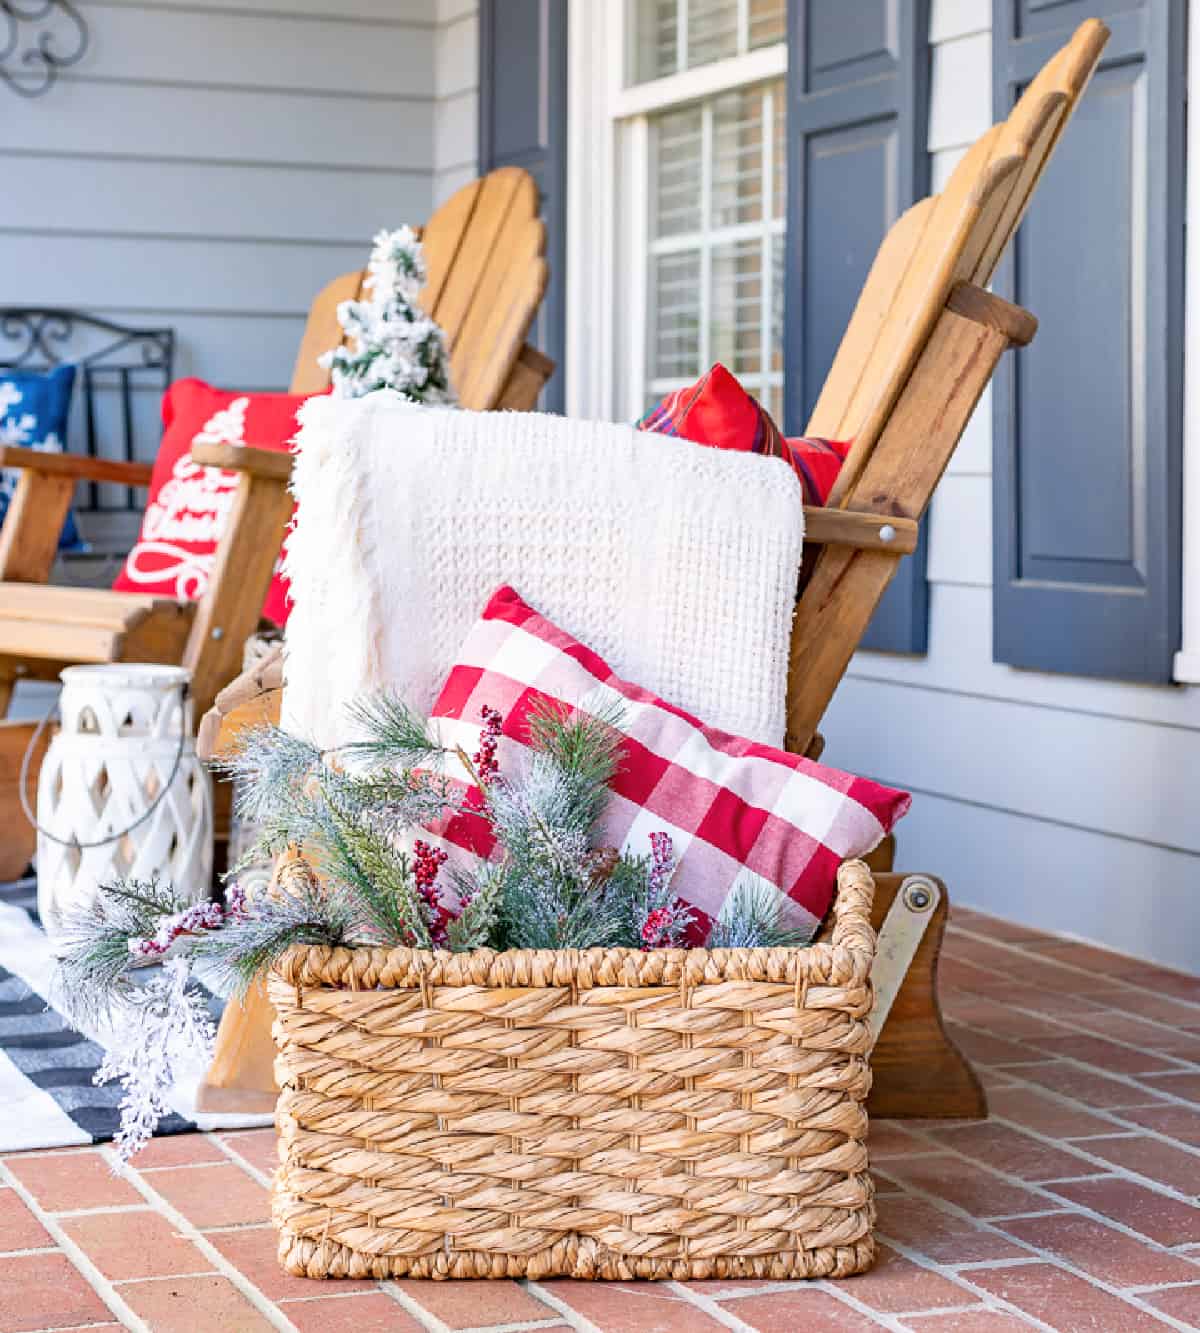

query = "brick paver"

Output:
[[58, 1211, 208, 1282], [0, 1252, 115, 1331], [0, 905, 1198, 1332], [0, 1187, 52, 1254]]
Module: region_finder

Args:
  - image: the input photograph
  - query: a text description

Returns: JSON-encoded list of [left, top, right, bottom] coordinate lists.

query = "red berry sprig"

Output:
[[473, 705, 503, 786], [640, 906, 674, 949], [127, 897, 232, 959], [412, 838, 450, 946]]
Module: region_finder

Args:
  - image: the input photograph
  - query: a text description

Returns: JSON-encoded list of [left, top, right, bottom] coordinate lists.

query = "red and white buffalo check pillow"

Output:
[[424, 585, 910, 943]]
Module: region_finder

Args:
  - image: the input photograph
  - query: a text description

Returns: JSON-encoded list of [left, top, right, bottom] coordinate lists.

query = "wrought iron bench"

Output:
[[0, 308, 174, 555]]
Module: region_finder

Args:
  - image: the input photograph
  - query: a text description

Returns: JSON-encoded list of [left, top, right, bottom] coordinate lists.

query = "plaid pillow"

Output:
[[424, 586, 910, 944], [636, 363, 850, 506]]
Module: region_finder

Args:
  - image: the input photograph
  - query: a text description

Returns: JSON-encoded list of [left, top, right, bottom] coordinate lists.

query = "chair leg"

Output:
[[867, 871, 987, 1119], [194, 979, 277, 1115], [864, 833, 896, 874], [0, 719, 48, 881]]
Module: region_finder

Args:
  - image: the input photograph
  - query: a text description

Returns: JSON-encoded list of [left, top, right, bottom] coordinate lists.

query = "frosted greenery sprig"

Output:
[[706, 878, 813, 950]]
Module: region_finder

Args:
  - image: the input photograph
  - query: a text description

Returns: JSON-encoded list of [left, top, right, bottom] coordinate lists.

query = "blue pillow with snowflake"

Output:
[[0, 364, 86, 552]]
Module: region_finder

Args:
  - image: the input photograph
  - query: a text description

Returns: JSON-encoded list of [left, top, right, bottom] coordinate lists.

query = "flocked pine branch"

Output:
[[524, 695, 626, 825], [444, 861, 505, 953], [319, 798, 432, 948], [211, 724, 325, 864], [706, 877, 813, 950], [340, 692, 453, 772], [190, 867, 355, 998], [54, 879, 218, 1028]]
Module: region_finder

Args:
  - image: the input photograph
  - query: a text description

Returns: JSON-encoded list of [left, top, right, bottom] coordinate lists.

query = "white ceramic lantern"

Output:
[[36, 664, 212, 935]]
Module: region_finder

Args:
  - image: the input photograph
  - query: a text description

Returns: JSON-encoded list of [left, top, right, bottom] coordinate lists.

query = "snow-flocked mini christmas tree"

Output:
[[320, 226, 456, 403]]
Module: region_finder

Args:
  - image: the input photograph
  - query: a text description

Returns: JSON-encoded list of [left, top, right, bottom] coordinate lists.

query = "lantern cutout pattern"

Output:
[[36, 665, 212, 934]]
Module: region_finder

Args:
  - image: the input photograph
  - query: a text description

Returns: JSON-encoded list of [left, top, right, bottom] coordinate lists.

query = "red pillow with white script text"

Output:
[[112, 379, 316, 625]]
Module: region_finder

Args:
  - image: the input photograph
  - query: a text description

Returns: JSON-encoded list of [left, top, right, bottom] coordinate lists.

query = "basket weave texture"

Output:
[[268, 858, 878, 1281]]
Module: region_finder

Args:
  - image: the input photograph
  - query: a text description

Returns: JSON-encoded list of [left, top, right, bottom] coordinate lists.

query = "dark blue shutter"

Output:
[[784, 0, 931, 652], [992, 0, 1185, 681], [478, 0, 567, 413]]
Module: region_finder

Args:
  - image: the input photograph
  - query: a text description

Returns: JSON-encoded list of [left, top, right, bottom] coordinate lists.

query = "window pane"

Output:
[[630, 0, 785, 84], [652, 105, 703, 238], [712, 88, 764, 227], [635, 0, 678, 82], [770, 236, 785, 373], [765, 382, 784, 424], [652, 250, 701, 379], [711, 240, 762, 374], [772, 84, 787, 220], [749, 0, 787, 50], [687, 0, 738, 70]]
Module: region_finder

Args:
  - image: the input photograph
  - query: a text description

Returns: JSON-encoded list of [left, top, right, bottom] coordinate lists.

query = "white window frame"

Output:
[[565, 0, 786, 424]]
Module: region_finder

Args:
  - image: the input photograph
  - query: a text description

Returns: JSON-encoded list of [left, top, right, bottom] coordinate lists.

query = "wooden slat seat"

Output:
[[0, 586, 193, 666]]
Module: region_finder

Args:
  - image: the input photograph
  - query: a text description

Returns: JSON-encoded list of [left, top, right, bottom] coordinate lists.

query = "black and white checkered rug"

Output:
[[0, 877, 270, 1152]]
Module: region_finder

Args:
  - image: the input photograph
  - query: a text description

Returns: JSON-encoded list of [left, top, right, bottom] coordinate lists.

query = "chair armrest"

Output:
[[0, 445, 153, 488], [803, 507, 919, 554], [190, 442, 293, 483]]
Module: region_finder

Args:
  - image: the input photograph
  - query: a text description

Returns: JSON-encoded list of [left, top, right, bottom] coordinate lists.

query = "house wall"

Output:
[[435, 0, 480, 206], [820, 0, 1200, 973], [2, 0, 439, 399]]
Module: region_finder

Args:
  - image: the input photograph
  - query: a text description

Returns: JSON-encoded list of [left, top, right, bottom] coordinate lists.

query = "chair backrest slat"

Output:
[[288, 271, 364, 397], [970, 17, 1109, 283]]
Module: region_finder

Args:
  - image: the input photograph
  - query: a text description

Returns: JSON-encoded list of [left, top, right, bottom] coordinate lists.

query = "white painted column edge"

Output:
[[1174, 0, 1200, 683], [564, 0, 619, 421]]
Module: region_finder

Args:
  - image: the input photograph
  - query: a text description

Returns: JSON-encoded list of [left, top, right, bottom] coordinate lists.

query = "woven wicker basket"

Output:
[[267, 857, 878, 1281]]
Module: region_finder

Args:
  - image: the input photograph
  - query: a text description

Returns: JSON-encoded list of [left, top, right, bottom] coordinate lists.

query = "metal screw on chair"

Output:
[[211, 627, 224, 640], [902, 878, 935, 912], [879, 524, 896, 544]]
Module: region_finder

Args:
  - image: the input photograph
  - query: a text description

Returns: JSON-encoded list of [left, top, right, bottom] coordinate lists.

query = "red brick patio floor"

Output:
[[3, 904, 1200, 1331]]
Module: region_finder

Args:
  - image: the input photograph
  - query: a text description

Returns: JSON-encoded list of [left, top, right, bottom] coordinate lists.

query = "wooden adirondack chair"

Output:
[[798, 18, 1108, 1117], [0, 166, 553, 881], [194, 21, 1108, 1120]]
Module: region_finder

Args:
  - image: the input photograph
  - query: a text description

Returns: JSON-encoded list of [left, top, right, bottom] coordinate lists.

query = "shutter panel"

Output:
[[478, 0, 567, 412], [992, 0, 1185, 681], [784, 0, 931, 652]]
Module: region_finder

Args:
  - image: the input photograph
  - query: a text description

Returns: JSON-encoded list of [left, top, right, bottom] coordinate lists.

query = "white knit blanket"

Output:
[[283, 395, 804, 749]]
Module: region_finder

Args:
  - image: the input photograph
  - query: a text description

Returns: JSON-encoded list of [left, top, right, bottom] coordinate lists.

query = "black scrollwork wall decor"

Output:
[[1, 0, 88, 98]]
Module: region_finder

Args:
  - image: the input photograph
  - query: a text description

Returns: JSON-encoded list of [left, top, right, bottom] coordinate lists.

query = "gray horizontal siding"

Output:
[[825, 674, 1200, 857], [1, 234, 366, 314], [1, 82, 433, 167], [881, 790, 1200, 977], [85, 0, 437, 20], [0, 156, 428, 243], [73, 5, 436, 95], [434, 2, 478, 206]]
